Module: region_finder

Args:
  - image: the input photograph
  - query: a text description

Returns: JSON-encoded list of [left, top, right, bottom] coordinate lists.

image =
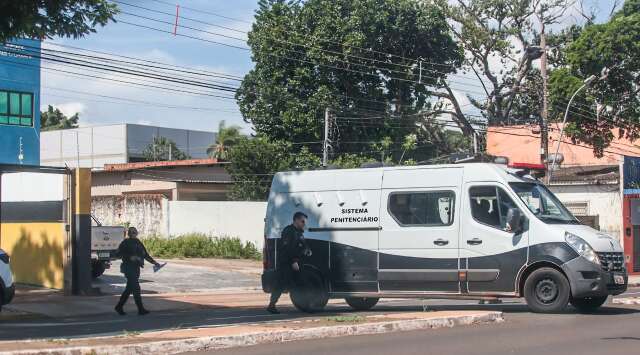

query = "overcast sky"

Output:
[[39, 0, 620, 134]]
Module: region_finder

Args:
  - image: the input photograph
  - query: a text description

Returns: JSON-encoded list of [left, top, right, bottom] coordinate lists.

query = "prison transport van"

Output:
[[261, 163, 628, 313]]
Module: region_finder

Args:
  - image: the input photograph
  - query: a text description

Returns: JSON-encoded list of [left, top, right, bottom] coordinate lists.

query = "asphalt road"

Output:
[[94, 260, 260, 295], [1, 288, 639, 346], [199, 302, 640, 355]]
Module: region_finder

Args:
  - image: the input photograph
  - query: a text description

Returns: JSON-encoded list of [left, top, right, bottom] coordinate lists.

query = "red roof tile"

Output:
[[104, 158, 223, 172]]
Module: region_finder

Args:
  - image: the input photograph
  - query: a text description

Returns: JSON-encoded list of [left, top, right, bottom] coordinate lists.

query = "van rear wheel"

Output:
[[289, 267, 328, 313], [523, 267, 570, 313], [570, 296, 608, 313], [345, 297, 379, 311]]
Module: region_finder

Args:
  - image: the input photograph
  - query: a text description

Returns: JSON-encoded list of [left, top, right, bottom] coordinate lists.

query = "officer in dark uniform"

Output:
[[114, 227, 160, 316], [267, 211, 310, 314]]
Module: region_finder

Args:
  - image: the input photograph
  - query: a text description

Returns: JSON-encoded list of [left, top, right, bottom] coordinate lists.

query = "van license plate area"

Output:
[[614, 274, 625, 285], [98, 252, 111, 259]]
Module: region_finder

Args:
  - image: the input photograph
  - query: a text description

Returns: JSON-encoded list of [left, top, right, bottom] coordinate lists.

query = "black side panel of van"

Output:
[[302, 239, 330, 275], [329, 242, 378, 292]]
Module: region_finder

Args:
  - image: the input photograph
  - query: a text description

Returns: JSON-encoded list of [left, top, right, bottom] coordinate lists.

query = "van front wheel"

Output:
[[523, 267, 570, 313], [570, 296, 608, 313], [345, 297, 379, 311]]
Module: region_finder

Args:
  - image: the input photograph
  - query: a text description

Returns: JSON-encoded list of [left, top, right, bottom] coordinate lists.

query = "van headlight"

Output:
[[565, 232, 600, 264]]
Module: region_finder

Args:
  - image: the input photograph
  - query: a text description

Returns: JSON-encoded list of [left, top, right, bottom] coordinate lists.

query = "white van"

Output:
[[262, 163, 628, 313]]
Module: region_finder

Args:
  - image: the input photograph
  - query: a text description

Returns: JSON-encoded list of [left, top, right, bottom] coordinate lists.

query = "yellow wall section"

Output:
[[75, 168, 92, 215], [0, 223, 65, 289]]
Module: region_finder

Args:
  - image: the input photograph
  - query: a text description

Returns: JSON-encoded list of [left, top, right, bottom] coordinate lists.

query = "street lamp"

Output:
[[548, 74, 599, 177]]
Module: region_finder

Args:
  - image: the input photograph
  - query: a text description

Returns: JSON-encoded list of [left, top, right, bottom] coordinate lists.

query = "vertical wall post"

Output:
[[72, 168, 92, 295], [63, 172, 73, 295]]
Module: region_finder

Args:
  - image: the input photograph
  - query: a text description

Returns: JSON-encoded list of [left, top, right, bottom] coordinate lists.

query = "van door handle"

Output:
[[467, 238, 483, 245], [433, 239, 449, 246]]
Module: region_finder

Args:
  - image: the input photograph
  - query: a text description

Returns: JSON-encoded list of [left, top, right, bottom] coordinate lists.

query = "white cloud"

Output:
[[140, 49, 177, 64], [40, 101, 87, 117]]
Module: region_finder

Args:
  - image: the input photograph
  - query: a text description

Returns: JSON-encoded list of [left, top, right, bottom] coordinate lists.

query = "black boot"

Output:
[[134, 293, 149, 315], [266, 304, 280, 314], [115, 305, 126, 316]]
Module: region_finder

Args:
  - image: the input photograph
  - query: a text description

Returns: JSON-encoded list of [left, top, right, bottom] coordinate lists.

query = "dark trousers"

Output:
[[269, 266, 296, 306], [116, 267, 144, 311]]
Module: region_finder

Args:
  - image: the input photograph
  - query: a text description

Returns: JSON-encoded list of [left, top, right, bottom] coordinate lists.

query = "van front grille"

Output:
[[597, 252, 624, 272]]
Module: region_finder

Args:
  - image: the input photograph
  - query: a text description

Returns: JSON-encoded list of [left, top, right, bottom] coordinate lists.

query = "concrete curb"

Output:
[[612, 297, 640, 305], [1, 312, 503, 355]]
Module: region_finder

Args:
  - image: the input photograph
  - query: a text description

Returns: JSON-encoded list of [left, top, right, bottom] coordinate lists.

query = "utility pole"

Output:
[[473, 132, 478, 155], [76, 131, 80, 168], [539, 23, 549, 170], [322, 107, 331, 167]]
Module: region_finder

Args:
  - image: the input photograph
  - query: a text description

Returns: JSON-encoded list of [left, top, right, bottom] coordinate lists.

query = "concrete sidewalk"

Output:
[[0, 310, 503, 355], [5, 273, 639, 319], [4, 288, 275, 318]]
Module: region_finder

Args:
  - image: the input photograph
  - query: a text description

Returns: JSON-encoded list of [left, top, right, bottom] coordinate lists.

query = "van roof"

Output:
[[271, 163, 530, 193]]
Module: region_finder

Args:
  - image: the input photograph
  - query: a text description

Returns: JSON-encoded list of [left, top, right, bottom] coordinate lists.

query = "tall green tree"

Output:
[[226, 136, 321, 200], [236, 0, 464, 162], [548, 0, 640, 156], [40, 105, 79, 131], [434, 0, 574, 126], [0, 0, 118, 42], [207, 120, 243, 160], [142, 136, 189, 162]]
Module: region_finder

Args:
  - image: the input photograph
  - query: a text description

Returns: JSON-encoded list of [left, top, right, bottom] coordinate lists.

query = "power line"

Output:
[[3, 45, 239, 93], [115, 17, 490, 97], [144, 0, 461, 71], [113, 0, 475, 84], [0, 57, 237, 100], [44, 41, 243, 81], [42, 89, 241, 113]]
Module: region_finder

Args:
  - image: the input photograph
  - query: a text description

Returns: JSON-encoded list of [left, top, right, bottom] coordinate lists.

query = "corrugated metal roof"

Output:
[[549, 165, 619, 185]]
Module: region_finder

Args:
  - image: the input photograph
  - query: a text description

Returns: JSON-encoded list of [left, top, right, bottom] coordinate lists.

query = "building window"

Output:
[[0, 90, 34, 127], [563, 201, 589, 216], [388, 191, 455, 226]]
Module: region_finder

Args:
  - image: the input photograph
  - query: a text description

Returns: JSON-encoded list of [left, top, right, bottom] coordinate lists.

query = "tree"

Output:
[[547, 0, 640, 156], [142, 136, 190, 162], [40, 105, 79, 131], [236, 0, 464, 161], [0, 0, 118, 42], [207, 120, 243, 160], [434, 0, 574, 126], [226, 136, 321, 200]]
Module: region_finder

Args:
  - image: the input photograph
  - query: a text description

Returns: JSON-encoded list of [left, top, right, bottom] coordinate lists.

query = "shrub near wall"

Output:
[[143, 234, 262, 260]]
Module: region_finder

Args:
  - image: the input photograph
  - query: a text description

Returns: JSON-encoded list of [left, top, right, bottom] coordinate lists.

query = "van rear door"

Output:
[[378, 168, 462, 293]]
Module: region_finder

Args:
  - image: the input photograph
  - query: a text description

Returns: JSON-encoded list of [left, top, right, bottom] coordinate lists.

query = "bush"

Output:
[[142, 234, 262, 260]]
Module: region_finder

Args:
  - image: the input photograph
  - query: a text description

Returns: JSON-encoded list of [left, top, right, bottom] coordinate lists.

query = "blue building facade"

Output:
[[0, 39, 41, 165]]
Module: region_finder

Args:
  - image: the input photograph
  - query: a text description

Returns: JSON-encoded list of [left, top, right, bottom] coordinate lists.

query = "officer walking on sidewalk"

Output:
[[267, 212, 311, 314], [114, 227, 161, 316]]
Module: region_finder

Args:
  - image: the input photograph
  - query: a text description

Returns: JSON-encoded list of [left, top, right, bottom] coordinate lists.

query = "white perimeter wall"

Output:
[[167, 201, 267, 248], [550, 184, 622, 241]]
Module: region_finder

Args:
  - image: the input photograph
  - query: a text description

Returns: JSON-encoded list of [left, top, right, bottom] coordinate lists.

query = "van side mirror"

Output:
[[506, 208, 523, 233]]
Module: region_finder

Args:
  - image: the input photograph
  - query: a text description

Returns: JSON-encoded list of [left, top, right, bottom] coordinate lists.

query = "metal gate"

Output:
[[0, 164, 93, 294]]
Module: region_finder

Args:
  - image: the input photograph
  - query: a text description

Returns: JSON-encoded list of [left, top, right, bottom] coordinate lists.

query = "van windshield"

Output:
[[509, 182, 579, 224]]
